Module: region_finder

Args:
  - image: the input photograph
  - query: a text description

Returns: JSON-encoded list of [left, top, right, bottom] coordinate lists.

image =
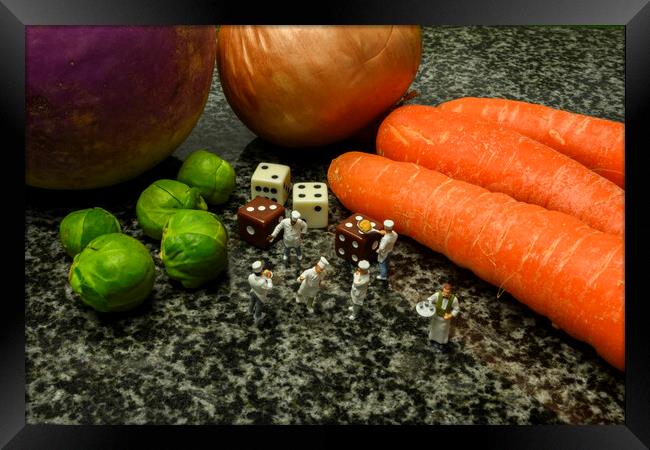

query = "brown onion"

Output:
[[216, 25, 422, 147]]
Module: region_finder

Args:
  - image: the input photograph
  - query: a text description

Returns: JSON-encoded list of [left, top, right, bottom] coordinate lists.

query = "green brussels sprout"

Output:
[[136, 179, 208, 240], [177, 149, 236, 205], [59, 207, 122, 257], [68, 233, 155, 312], [160, 209, 228, 289]]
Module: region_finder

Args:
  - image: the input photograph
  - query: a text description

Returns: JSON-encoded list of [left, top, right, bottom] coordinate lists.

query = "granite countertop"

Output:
[[25, 26, 625, 425]]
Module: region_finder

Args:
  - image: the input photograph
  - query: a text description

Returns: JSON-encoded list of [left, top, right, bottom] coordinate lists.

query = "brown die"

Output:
[[237, 196, 285, 249], [334, 213, 384, 263]]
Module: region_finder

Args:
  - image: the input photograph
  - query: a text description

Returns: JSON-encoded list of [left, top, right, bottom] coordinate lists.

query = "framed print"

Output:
[[3, 0, 649, 448]]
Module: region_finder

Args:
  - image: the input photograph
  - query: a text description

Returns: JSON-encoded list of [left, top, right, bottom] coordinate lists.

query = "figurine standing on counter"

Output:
[[248, 260, 273, 326], [269, 210, 308, 263], [376, 219, 398, 281], [348, 260, 370, 320], [416, 283, 460, 344], [296, 256, 330, 313]]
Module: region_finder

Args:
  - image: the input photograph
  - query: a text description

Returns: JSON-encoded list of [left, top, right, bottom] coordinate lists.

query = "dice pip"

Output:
[[334, 213, 384, 263], [237, 196, 285, 249], [292, 182, 329, 229], [250, 162, 291, 205]]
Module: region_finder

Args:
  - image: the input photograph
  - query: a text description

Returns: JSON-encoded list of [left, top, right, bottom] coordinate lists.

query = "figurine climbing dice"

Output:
[[292, 182, 329, 229], [237, 196, 285, 249], [334, 213, 383, 263], [250, 162, 291, 205]]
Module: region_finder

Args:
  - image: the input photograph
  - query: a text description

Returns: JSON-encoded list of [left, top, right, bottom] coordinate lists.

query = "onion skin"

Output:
[[217, 26, 422, 148], [26, 26, 217, 190]]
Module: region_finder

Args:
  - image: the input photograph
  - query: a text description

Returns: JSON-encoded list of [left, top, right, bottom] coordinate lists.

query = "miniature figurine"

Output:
[[348, 259, 370, 320], [248, 260, 273, 326], [416, 283, 460, 344], [269, 210, 308, 262], [376, 219, 398, 281], [296, 256, 330, 313]]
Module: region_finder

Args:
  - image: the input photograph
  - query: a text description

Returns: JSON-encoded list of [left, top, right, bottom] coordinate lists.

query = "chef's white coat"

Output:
[[271, 218, 307, 248], [297, 267, 323, 300], [377, 230, 398, 263], [350, 271, 370, 305], [249, 273, 273, 301]]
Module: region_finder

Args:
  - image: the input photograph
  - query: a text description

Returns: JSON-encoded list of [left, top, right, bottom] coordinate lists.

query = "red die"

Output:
[[334, 213, 384, 263], [237, 197, 285, 249]]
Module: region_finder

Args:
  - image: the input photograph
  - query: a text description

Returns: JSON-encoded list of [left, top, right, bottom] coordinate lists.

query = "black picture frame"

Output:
[[5, 0, 649, 448]]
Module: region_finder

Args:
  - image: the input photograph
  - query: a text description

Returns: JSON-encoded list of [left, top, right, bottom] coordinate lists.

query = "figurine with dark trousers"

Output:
[[269, 210, 308, 263]]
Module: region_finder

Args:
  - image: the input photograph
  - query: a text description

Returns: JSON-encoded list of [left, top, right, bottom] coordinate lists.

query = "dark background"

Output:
[[4, 0, 650, 448]]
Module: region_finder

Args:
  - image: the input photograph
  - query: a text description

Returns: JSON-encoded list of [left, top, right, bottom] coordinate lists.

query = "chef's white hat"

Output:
[[383, 219, 394, 229], [317, 256, 330, 269], [291, 210, 301, 220], [358, 260, 370, 270], [252, 261, 263, 273]]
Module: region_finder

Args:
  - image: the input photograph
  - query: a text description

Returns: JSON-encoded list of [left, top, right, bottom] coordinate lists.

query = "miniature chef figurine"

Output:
[[248, 260, 273, 326], [296, 256, 330, 313], [269, 210, 308, 262], [376, 219, 398, 281], [349, 260, 370, 320], [418, 283, 460, 344]]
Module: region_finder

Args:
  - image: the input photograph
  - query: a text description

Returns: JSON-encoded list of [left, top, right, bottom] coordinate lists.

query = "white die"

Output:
[[250, 162, 291, 205], [292, 182, 329, 229]]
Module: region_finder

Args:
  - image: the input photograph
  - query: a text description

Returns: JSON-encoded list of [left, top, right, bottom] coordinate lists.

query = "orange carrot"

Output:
[[328, 151, 624, 371], [376, 105, 624, 237], [437, 97, 625, 188]]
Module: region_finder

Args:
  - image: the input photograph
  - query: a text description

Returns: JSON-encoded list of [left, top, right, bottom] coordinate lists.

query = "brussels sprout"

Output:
[[177, 149, 236, 205], [136, 179, 208, 240], [59, 207, 122, 257], [68, 233, 155, 312], [160, 209, 228, 288]]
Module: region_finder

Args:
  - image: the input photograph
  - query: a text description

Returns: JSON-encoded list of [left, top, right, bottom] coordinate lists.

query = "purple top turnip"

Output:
[[26, 26, 217, 189]]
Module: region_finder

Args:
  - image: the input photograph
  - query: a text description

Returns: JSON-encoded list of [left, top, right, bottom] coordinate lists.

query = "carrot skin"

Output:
[[328, 151, 624, 371], [376, 104, 624, 237], [437, 97, 625, 188]]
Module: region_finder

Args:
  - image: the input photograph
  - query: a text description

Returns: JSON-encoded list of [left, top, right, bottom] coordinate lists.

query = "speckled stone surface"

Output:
[[25, 26, 625, 425]]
